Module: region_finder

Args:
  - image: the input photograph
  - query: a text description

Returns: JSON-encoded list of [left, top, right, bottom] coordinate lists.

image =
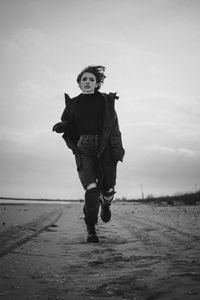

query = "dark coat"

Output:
[[56, 91, 125, 163]]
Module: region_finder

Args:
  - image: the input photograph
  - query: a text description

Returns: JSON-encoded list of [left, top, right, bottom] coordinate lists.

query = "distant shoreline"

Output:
[[1, 190, 199, 205], [0, 197, 83, 203]]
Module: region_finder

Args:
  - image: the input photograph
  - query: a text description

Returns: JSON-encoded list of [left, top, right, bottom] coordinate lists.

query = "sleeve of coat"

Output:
[[61, 99, 79, 153], [110, 114, 125, 162]]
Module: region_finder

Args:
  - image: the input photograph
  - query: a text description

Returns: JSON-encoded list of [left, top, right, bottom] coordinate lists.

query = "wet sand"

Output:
[[0, 202, 200, 299]]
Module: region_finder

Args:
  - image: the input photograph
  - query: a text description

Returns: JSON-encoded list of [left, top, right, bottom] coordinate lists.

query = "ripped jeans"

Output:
[[75, 134, 117, 225], [76, 134, 117, 193]]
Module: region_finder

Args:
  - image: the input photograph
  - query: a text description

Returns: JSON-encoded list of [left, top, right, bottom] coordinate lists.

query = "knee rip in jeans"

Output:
[[86, 182, 97, 190], [101, 188, 115, 203], [103, 194, 114, 202]]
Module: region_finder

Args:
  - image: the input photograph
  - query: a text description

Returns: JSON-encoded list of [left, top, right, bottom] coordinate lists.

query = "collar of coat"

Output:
[[64, 91, 119, 106]]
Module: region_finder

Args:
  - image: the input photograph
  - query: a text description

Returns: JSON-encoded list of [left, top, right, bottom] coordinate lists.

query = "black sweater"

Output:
[[74, 92, 104, 135]]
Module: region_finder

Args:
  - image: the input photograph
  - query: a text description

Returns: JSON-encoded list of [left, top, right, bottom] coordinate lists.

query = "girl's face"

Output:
[[79, 72, 98, 94]]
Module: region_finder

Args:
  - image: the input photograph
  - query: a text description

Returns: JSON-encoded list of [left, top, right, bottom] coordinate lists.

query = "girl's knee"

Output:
[[86, 182, 97, 190], [101, 187, 115, 202]]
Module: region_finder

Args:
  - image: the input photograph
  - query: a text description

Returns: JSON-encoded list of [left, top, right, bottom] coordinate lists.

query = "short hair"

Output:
[[76, 65, 106, 91]]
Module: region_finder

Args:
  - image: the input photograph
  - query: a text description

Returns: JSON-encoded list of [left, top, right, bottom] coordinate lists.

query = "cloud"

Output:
[[146, 144, 200, 157], [147, 145, 175, 153], [0, 28, 54, 57], [0, 132, 81, 198], [178, 148, 199, 157]]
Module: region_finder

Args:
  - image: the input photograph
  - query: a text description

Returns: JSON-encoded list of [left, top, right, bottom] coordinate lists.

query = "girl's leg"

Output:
[[84, 184, 99, 226], [99, 154, 117, 222], [75, 152, 100, 241], [84, 186, 100, 243]]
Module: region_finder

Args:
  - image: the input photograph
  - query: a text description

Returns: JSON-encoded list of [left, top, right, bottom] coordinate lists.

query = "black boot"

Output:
[[87, 223, 99, 243], [100, 200, 111, 223]]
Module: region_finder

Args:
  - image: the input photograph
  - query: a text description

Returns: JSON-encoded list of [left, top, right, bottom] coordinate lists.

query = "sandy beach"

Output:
[[0, 201, 200, 299], [0, 202, 63, 232]]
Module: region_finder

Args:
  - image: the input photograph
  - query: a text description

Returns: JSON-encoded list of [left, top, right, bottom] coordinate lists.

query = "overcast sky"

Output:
[[0, 0, 200, 199]]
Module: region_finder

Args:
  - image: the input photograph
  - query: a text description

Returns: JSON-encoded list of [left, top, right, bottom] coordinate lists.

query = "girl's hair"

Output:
[[76, 65, 106, 91]]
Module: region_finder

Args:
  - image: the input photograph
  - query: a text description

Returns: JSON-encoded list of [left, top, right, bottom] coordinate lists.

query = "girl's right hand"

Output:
[[52, 122, 66, 133]]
